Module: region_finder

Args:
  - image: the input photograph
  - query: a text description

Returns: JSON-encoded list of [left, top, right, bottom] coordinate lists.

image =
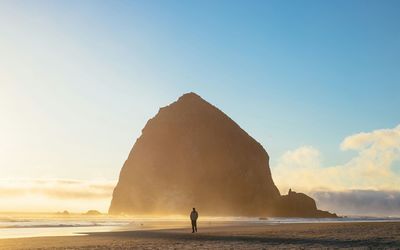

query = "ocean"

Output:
[[1, 214, 399, 239]]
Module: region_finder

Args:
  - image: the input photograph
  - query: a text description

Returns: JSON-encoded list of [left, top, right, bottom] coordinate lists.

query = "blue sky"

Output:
[[0, 0, 399, 211]]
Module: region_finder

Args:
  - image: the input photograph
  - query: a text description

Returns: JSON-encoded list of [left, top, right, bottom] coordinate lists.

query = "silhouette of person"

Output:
[[190, 208, 198, 233]]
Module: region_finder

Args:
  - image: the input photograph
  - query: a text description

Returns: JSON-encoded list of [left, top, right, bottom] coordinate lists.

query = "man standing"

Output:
[[190, 208, 198, 233]]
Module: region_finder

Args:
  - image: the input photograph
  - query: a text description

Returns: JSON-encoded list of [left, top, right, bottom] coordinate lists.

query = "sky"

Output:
[[0, 0, 399, 215]]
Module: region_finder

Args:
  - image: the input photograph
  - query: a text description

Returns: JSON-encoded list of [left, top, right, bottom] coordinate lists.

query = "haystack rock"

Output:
[[109, 92, 337, 217]]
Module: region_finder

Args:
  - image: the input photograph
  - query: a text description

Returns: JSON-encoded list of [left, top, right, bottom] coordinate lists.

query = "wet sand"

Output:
[[0, 222, 399, 249]]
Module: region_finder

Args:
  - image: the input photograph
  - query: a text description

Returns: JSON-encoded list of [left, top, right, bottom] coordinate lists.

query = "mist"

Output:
[[312, 190, 400, 217]]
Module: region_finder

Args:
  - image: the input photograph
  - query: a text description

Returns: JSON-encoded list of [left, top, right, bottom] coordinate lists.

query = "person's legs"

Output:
[[191, 220, 195, 233], [194, 220, 197, 232]]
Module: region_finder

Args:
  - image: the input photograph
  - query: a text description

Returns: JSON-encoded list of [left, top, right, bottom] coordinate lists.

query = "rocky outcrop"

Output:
[[84, 210, 102, 216], [274, 190, 337, 218], [109, 92, 337, 218]]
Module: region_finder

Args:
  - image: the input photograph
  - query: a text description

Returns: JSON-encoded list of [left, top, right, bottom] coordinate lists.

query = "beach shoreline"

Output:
[[1, 221, 399, 249]]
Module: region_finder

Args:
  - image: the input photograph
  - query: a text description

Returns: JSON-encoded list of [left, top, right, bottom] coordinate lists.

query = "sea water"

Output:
[[1, 214, 399, 239]]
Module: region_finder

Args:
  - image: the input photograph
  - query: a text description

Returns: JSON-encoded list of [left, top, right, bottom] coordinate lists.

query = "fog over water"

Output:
[[313, 190, 400, 217]]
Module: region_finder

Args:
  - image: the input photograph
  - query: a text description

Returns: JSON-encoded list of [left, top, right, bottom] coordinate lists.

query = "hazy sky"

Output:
[[0, 0, 399, 213]]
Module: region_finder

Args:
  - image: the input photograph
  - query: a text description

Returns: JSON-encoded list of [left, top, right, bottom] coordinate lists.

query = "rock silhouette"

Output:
[[109, 92, 336, 217], [84, 210, 102, 216], [276, 190, 337, 218]]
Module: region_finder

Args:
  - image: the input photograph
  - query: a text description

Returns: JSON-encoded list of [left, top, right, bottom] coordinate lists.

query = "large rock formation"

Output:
[[109, 92, 336, 217]]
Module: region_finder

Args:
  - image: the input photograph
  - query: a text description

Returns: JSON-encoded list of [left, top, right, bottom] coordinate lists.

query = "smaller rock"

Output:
[[275, 190, 337, 218], [84, 210, 102, 215], [55, 210, 70, 216]]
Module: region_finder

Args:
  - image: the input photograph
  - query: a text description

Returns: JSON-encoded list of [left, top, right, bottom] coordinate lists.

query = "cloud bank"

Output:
[[312, 190, 400, 217], [273, 124, 400, 192], [0, 179, 116, 212], [272, 124, 400, 216]]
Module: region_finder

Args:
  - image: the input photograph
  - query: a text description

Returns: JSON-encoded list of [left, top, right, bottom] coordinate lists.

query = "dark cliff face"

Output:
[[109, 92, 337, 218]]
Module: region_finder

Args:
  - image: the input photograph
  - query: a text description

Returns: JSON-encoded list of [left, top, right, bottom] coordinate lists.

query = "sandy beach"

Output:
[[0, 221, 399, 249]]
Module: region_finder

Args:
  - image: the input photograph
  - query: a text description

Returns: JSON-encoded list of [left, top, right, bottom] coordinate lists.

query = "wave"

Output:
[[0, 221, 130, 229], [1, 216, 399, 229]]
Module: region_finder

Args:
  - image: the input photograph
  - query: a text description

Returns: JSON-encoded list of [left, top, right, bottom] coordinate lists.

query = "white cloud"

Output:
[[272, 124, 400, 194]]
